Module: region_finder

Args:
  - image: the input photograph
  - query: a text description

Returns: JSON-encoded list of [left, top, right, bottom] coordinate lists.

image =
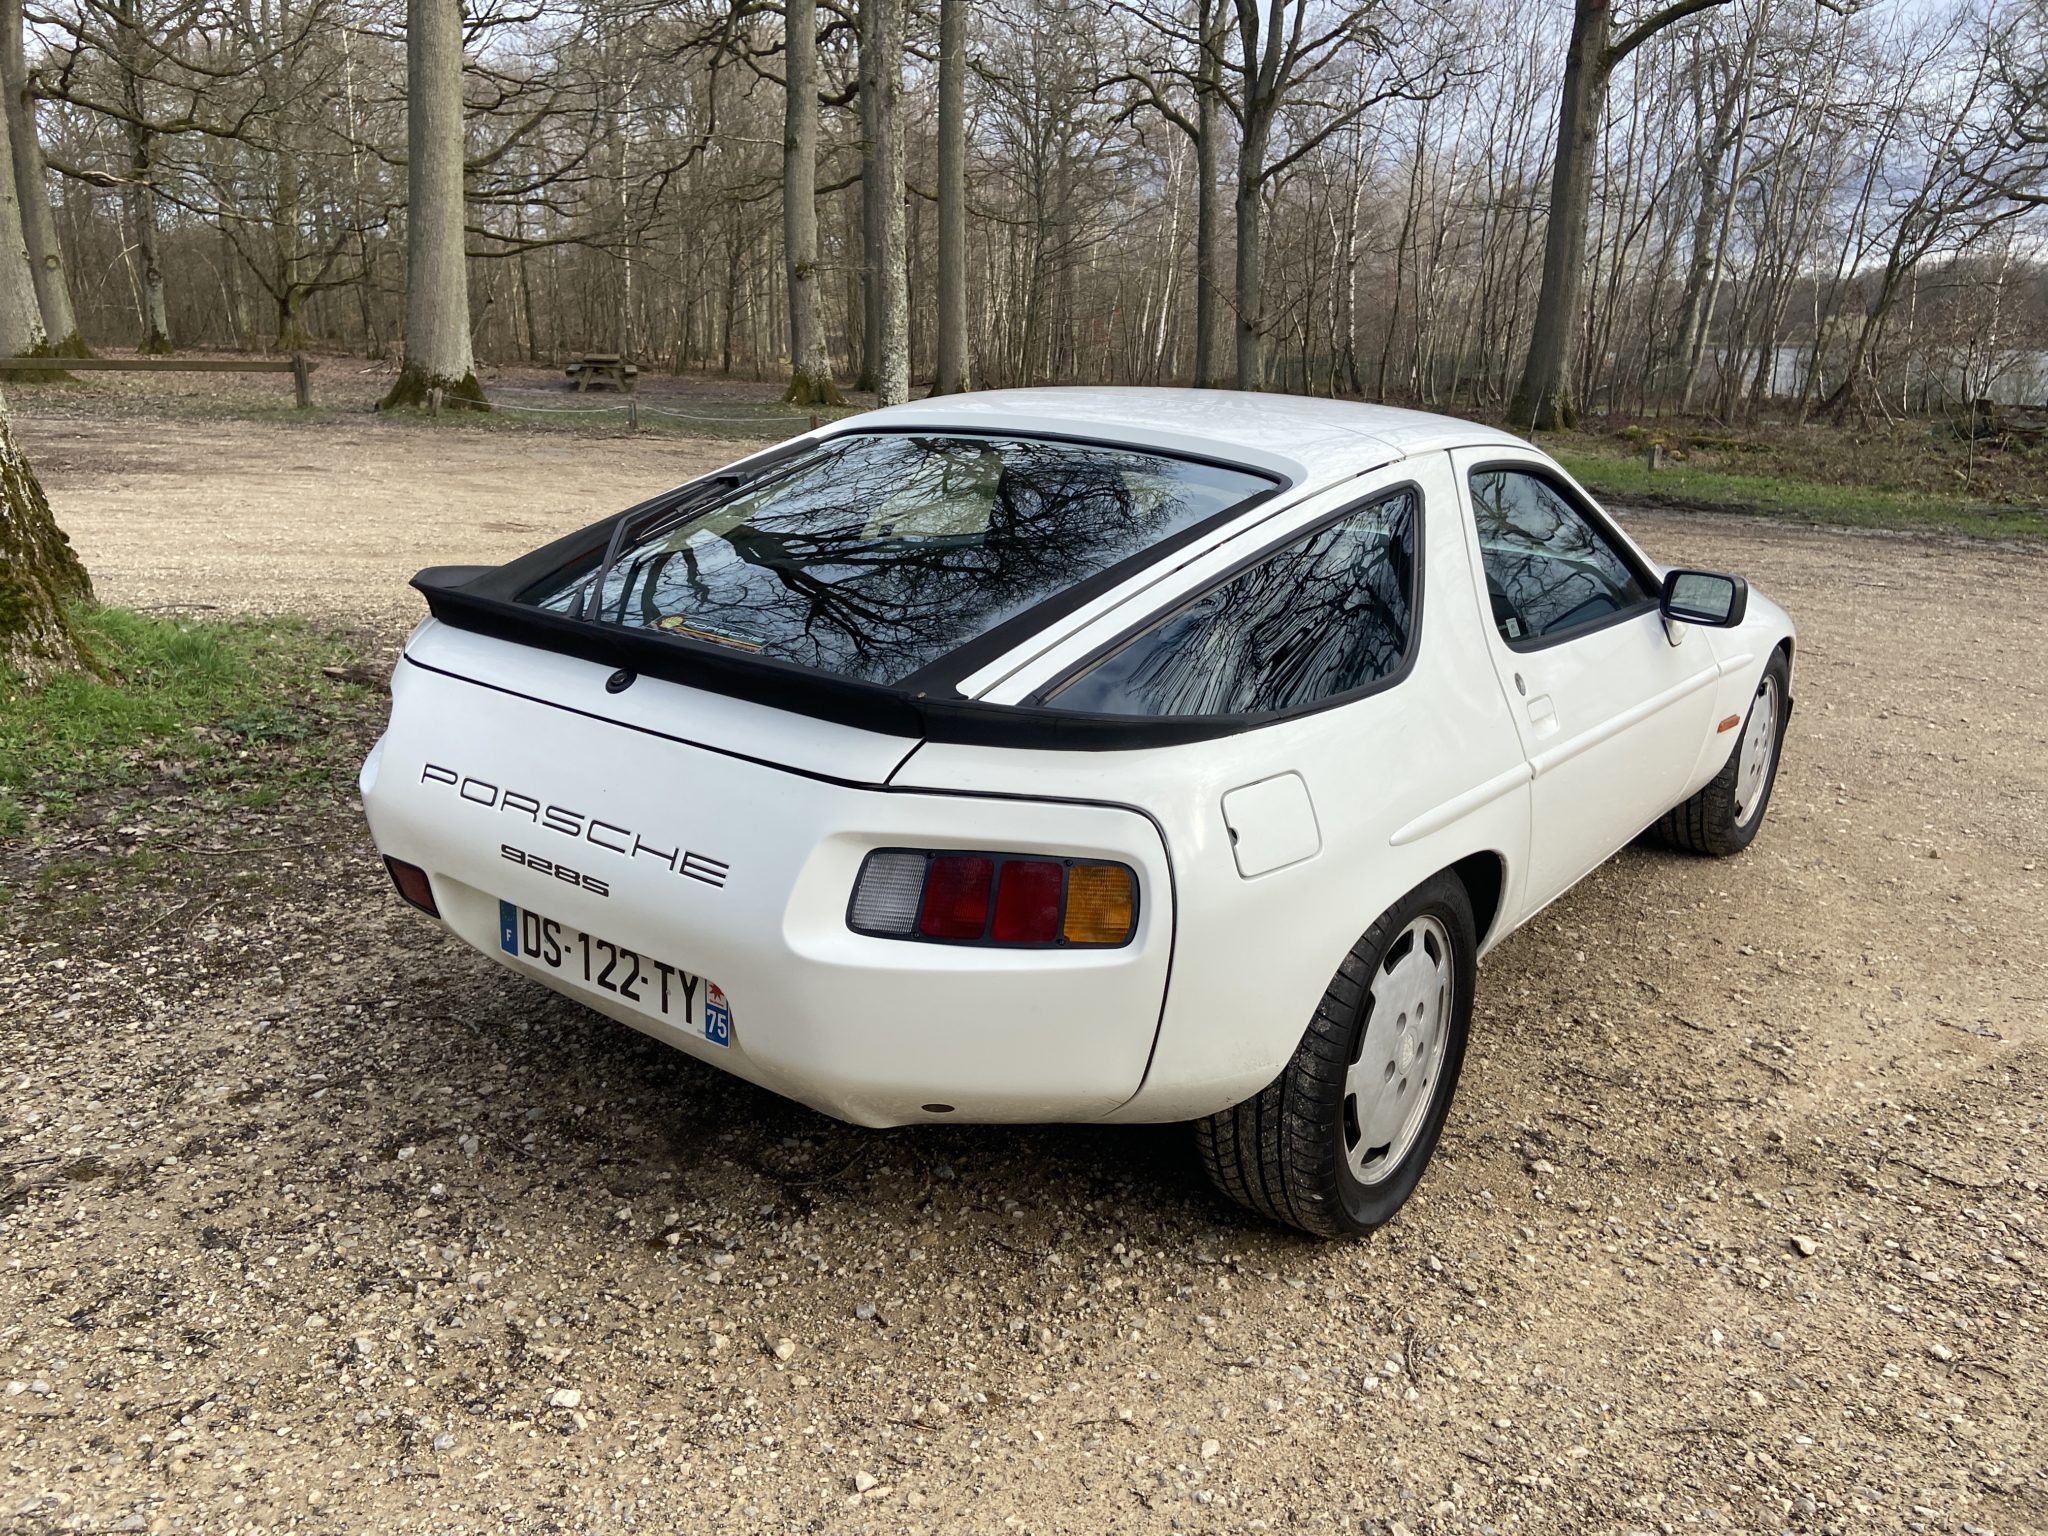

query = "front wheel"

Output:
[[1658, 648, 1790, 857], [1195, 873, 1476, 1238]]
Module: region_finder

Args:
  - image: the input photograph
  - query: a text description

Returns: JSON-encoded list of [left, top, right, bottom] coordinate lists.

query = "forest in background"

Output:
[[10, 0, 2048, 424]]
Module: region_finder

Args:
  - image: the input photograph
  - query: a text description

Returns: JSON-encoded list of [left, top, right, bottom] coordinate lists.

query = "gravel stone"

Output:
[[4, 423, 2042, 1531]]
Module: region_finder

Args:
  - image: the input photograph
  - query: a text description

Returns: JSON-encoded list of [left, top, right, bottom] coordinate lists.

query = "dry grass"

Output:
[[1546, 413, 2048, 538]]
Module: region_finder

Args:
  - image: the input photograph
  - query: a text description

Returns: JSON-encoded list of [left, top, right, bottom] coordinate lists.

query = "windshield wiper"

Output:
[[577, 473, 743, 623], [575, 439, 831, 625]]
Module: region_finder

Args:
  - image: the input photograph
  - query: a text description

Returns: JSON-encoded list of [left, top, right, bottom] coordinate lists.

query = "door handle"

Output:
[[1526, 692, 1559, 736]]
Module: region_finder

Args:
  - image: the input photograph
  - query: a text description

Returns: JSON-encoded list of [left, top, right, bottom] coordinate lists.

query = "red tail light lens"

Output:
[[383, 856, 440, 917], [917, 855, 995, 939], [850, 850, 1138, 947], [991, 859, 1063, 943]]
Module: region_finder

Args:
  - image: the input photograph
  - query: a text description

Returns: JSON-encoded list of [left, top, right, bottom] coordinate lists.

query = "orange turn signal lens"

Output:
[[1062, 862, 1136, 945]]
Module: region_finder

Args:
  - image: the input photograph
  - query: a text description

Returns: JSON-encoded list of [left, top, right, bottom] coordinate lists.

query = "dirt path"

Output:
[[19, 412, 769, 627], [5, 412, 2046, 1534]]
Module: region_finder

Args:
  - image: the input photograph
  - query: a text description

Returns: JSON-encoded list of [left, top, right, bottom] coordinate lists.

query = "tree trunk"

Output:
[[856, 0, 884, 392], [1192, 1, 1224, 388], [1, 0, 80, 356], [341, 19, 383, 359], [118, 129, 171, 355], [0, 61, 43, 370], [220, 220, 251, 347], [110, 0, 169, 354], [272, 138, 310, 351], [783, 0, 843, 406], [0, 392, 94, 682], [1233, 127, 1267, 391], [1509, 0, 1611, 430], [857, 0, 908, 404], [930, 0, 969, 396], [380, 0, 485, 410]]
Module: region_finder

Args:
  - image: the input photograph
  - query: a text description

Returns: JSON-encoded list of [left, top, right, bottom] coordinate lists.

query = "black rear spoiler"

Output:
[[407, 429, 1287, 751], [409, 564, 1262, 751]]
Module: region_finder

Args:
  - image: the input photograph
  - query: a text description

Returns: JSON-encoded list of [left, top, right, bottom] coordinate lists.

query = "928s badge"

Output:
[[703, 984, 733, 1048]]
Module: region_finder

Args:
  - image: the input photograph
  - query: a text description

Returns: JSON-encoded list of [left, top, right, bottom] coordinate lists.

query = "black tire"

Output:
[[1194, 873, 1476, 1238], [1658, 647, 1791, 858]]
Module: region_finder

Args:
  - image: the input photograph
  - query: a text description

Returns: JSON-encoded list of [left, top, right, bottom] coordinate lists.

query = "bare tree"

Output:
[[871, 0, 908, 401], [1228, 0, 1412, 389], [8, 0, 2042, 420], [1509, 0, 1733, 429], [931, 0, 969, 393], [3, 0, 82, 353], [0, 69, 47, 361], [784, 0, 843, 403], [857, 0, 908, 400], [1107, 0, 1231, 384], [1982, 0, 2047, 207], [381, 0, 484, 408]]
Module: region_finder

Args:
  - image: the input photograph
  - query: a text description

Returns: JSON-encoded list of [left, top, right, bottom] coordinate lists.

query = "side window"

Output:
[[1045, 490, 1418, 718], [1469, 469, 1650, 645]]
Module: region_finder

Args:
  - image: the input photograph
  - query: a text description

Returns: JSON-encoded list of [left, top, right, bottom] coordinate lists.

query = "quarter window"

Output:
[[1045, 490, 1419, 717], [1469, 469, 1650, 645]]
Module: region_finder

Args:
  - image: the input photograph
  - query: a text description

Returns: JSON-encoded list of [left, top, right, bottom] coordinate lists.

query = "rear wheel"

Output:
[[1195, 873, 1476, 1238], [1659, 648, 1789, 857]]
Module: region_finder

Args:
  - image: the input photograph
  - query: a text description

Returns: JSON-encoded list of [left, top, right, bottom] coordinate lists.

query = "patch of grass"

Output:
[[1552, 450, 2048, 538], [1545, 419, 2048, 539], [0, 605, 379, 843]]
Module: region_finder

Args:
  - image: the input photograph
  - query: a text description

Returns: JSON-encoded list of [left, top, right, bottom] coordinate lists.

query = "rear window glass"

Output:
[[521, 432, 1271, 685]]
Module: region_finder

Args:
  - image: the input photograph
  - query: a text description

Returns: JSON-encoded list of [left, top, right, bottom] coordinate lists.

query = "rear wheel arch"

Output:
[[1195, 869, 1478, 1236], [1447, 850, 1507, 950]]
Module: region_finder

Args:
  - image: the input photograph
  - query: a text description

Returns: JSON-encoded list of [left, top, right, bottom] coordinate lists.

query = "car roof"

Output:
[[837, 387, 1533, 486]]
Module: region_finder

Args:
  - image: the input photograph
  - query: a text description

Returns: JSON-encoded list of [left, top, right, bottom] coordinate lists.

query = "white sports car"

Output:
[[360, 389, 1793, 1237]]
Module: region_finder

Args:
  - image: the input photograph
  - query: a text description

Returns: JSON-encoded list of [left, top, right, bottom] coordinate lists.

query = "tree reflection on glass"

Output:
[[526, 433, 1267, 685], [1048, 491, 1417, 717], [1470, 471, 1647, 642]]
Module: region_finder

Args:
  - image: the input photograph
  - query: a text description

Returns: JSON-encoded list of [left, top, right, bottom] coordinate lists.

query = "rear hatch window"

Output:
[[517, 432, 1273, 686]]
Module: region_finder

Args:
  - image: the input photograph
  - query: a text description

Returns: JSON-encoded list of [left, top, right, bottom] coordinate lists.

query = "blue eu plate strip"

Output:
[[498, 900, 519, 955]]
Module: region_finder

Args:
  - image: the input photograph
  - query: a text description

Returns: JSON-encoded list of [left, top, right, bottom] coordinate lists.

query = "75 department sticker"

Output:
[[703, 984, 733, 1048]]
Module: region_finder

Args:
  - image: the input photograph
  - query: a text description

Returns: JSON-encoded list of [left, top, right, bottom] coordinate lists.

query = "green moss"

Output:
[[0, 570, 32, 634], [0, 606, 378, 840], [378, 365, 491, 412], [783, 369, 847, 408]]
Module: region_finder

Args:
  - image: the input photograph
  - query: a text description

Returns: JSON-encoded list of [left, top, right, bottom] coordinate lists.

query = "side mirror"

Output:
[[1660, 569, 1748, 629]]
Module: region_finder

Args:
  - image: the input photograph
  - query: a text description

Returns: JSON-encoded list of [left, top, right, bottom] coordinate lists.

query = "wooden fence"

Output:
[[1, 353, 316, 408]]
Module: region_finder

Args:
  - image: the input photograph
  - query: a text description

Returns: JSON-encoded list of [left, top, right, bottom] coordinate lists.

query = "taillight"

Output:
[[848, 850, 1137, 947], [1062, 862, 1136, 945], [918, 855, 995, 940], [991, 860, 1063, 943], [384, 855, 440, 917]]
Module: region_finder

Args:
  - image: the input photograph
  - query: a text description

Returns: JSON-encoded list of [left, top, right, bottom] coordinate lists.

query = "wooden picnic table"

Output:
[[565, 352, 639, 392]]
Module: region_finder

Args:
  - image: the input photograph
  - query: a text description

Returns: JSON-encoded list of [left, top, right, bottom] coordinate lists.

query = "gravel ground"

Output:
[[4, 413, 2046, 1534], [14, 410, 769, 627]]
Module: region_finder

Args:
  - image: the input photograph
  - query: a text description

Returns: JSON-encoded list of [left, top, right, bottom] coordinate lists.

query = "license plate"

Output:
[[497, 900, 731, 1048]]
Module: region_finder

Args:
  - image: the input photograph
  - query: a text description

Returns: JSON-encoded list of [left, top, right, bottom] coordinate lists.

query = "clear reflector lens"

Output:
[[849, 850, 927, 934]]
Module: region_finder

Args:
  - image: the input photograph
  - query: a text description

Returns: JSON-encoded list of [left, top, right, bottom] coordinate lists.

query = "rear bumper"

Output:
[[358, 652, 1174, 1127]]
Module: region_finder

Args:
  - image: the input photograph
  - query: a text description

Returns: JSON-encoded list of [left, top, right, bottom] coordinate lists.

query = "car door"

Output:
[[1450, 449, 1720, 913]]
